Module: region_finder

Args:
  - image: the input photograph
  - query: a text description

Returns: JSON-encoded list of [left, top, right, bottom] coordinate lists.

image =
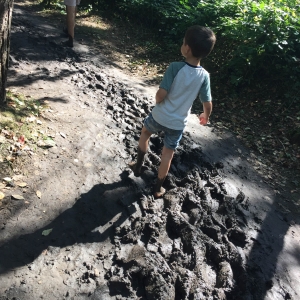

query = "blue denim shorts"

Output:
[[144, 113, 183, 150]]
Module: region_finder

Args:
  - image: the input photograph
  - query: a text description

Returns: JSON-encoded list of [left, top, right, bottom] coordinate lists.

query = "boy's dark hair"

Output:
[[185, 25, 216, 59]]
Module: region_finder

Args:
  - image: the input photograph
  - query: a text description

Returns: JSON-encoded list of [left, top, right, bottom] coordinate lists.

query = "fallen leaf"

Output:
[[37, 140, 46, 147], [0, 192, 5, 200], [17, 182, 27, 188], [37, 139, 55, 148], [12, 194, 24, 200], [36, 190, 42, 198], [1, 129, 10, 137], [18, 135, 25, 144], [27, 116, 36, 123], [14, 142, 23, 150], [3, 177, 12, 183], [42, 229, 52, 236], [44, 139, 56, 147]]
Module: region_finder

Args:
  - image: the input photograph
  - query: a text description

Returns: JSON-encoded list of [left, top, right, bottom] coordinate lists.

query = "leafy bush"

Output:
[[46, 0, 300, 99], [214, 0, 300, 87]]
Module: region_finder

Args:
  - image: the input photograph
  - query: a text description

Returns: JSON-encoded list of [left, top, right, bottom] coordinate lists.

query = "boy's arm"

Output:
[[155, 88, 168, 104], [156, 62, 183, 104], [198, 72, 212, 125], [199, 101, 212, 125]]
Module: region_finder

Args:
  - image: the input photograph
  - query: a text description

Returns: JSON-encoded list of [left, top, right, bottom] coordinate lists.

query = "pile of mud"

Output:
[[75, 68, 255, 299]]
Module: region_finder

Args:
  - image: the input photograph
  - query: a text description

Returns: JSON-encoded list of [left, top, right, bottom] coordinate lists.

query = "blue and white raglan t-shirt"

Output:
[[152, 61, 212, 130]]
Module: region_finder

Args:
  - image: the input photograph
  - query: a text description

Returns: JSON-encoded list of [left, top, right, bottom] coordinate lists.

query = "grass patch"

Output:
[[0, 91, 50, 177]]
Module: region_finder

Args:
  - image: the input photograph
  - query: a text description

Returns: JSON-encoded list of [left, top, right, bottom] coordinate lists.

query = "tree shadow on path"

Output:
[[192, 127, 300, 299], [0, 171, 138, 274]]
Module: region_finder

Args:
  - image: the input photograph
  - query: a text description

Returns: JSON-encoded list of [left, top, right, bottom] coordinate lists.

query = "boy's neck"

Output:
[[185, 56, 201, 67]]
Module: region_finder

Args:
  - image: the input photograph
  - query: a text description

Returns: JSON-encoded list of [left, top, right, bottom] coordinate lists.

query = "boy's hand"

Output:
[[199, 113, 208, 125], [199, 102, 212, 125]]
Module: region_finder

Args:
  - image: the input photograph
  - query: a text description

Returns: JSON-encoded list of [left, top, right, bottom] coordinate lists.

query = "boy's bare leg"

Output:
[[138, 126, 152, 152], [129, 126, 152, 176], [154, 146, 174, 198]]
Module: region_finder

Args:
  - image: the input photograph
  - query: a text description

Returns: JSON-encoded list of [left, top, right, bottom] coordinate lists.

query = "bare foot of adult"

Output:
[[62, 38, 73, 47]]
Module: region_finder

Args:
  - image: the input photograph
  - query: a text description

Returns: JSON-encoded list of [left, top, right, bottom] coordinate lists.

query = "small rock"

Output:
[[94, 268, 100, 277]]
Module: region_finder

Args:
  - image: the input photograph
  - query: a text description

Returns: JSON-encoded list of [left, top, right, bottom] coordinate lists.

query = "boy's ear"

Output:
[[185, 44, 192, 54]]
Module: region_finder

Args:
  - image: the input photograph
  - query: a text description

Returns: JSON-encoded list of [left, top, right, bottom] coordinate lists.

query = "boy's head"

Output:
[[184, 26, 216, 59]]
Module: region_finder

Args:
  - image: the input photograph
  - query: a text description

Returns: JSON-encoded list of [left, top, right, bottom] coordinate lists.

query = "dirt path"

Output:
[[0, 1, 300, 299]]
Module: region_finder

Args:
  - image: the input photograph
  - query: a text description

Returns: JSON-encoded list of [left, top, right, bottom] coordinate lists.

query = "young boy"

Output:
[[129, 25, 216, 198]]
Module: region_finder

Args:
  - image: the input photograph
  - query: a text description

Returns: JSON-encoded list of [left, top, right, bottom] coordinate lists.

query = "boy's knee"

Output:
[[141, 126, 152, 136]]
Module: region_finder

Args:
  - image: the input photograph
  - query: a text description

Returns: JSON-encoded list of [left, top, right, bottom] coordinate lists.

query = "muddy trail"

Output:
[[1, 1, 300, 300]]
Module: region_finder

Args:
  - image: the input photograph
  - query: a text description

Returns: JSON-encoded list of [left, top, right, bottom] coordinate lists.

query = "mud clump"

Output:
[[96, 84, 256, 299]]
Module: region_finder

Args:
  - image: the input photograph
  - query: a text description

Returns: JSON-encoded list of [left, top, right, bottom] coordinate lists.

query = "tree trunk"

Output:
[[0, 0, 14, 105]]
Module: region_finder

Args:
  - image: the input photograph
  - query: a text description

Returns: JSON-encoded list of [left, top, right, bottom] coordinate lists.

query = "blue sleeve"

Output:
[[159, 62, 185, 92], [198, 72, 212, 102]]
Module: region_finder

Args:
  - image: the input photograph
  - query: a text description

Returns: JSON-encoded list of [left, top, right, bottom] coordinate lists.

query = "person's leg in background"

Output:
[[66, 5, 76, 47], [63, 0, 80, 47]]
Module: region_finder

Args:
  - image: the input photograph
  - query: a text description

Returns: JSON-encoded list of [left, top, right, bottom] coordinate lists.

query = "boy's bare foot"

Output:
[[154, 187, 166, 199], [128, 162, 141, 177]]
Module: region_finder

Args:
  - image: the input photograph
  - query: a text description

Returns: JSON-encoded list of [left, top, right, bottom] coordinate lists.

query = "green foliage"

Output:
[[42, 0, 300, 99], [214, 0, 300, 86]]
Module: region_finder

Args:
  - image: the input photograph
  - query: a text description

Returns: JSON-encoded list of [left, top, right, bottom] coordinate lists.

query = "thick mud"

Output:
[[0, 2, 300, 300], [93, 73, 264, 300]]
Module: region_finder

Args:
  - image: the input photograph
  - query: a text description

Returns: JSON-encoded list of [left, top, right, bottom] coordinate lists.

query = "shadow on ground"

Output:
[[0, 170, 137, 274]]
